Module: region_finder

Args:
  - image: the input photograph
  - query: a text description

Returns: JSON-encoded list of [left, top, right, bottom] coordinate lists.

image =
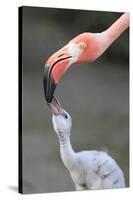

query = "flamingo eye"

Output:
[[79, 42, 87, 50]]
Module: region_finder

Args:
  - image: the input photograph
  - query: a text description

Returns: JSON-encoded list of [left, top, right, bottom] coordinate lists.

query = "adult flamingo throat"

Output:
[[48, 97, 125, 190], [44, 12, 129, 103]]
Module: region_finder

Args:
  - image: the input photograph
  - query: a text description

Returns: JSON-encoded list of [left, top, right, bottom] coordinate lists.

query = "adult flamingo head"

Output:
[[44, 32, 102, 103], [43, 13, 129, 103]]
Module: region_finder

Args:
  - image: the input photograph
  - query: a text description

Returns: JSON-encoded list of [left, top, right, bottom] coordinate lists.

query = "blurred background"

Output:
[[21, 6, 129, 194]]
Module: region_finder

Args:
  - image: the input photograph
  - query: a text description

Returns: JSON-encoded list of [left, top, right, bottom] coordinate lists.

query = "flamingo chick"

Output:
[[48, 97, 125, 190]]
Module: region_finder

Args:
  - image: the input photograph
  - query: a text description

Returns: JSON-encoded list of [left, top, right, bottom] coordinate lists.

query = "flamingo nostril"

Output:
[[58, 54, 64, 58]]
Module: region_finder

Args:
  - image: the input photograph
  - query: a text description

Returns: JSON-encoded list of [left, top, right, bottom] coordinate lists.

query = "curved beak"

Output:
[[43, 63, 57, 103], [43, 46, 72, 103]]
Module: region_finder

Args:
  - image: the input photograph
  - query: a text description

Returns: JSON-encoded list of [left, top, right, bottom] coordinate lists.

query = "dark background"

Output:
[[21, 6, 129, 193]]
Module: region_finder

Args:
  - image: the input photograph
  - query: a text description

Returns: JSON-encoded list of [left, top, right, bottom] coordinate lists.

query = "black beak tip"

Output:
[[43, 64, 57, 103], [45, 80, 57, 103]]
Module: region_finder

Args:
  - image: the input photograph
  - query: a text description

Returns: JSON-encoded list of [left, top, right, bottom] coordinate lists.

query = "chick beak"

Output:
[[48, 96, 61, 115]]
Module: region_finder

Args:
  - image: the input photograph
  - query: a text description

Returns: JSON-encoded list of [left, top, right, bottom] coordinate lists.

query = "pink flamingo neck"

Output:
[[94, 12, 129, 60], [103, 12, 129, 46]]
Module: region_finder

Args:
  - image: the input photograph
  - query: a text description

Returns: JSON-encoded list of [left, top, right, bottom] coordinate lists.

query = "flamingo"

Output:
[[48, 97, 125, 190], [44, 12, 129, 103]]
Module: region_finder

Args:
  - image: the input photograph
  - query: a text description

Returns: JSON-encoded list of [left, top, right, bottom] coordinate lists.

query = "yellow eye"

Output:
[[79, 42, 87, 50]]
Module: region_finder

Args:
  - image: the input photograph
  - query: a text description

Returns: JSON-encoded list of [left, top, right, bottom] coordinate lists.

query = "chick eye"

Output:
[[64, 113, 68, 119]]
